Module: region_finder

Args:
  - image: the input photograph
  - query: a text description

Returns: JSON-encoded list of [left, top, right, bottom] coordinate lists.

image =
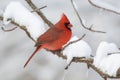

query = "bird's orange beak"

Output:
[[68, 23, 73, 28]]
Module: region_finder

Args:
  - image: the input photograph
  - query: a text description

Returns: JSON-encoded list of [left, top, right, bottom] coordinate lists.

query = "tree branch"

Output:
[[31, 5, 47, 12], [0, 16, 3, 20], [0, 16, 36, 42], [71, 0, 106, 33], [25, 0, 54, 27], [1, 26, 17, 32], [88, 0, 120, 15], [62, 34, 86, 51]]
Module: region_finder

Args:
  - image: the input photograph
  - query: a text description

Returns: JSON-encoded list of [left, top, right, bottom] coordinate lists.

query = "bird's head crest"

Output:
[[61, 13, 70, 23]]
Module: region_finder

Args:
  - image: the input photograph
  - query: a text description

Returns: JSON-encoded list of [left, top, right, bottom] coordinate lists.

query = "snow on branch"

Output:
[[93, 41, 120, 79], [3, 1, 46, 41], [88, 0, 120, 15], [63, 35, 92, 69], [25, 0, 54, 27], [0, 15, 36, 42], [71, 0, 106, 33]]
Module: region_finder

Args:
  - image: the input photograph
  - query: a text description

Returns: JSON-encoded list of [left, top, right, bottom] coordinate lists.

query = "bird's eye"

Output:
[[64, 22, 71, 31], [64, 22, 70, 27]]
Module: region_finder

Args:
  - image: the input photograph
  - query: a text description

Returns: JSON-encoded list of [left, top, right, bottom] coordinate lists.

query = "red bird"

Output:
[[24, 13, 73, 67]]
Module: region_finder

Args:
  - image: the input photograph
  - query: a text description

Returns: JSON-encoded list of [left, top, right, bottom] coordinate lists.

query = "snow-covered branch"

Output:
[[93, 41, 120, 80], [88, 0, 120, 15], [25, 0, 54, 27], [0, 15, 36, 42]]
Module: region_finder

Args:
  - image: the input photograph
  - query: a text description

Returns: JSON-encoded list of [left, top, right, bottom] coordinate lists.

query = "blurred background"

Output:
[[0, 0, 120, 80]]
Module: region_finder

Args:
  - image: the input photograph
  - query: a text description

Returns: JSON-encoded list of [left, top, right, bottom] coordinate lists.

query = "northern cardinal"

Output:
[[24, 13, 73, 67]]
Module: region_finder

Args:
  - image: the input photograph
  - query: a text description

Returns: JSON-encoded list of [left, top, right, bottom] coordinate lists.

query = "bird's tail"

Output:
[[24, 46, 43, 68]]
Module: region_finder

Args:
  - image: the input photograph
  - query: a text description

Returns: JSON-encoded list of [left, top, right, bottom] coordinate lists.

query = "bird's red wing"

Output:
[[35, 27, 63, 47]]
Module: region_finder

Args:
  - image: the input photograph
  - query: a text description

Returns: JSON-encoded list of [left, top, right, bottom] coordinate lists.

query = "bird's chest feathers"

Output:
[[45, 30, 71, 50], [57, 30, 71, 42]]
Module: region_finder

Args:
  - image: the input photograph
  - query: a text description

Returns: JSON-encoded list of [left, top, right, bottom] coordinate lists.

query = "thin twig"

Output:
[[0, 17, 17, 32], [65, 57, 86, 70], [25, 0, 54, 27], [31, 5, 47, 12], [117, 68, 120, 76], [108, 52, 120, 55], [71, 0, 106, 33], [19, 26, 36, 42], [0, 16, 3, 20], [0, 16, 36, 42], [65, 58, 73, 70], [88, 0, 120, 15], [1, 26, 17, 32], [62, 34, 86, 51], [10, 22, 36, 42]]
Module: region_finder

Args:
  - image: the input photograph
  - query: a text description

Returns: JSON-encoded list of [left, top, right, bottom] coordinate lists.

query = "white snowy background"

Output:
[[0, 0, 120, 80]]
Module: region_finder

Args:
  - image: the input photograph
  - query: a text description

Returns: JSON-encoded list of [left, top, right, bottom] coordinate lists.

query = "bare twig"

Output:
[[1, 26, 17, 32], [10, 22, 36, 42], [117, 68, 120, 76], [31, 5, 47, 12], [25, 0, 54, 27], [88, 0, 120, 15], [62, 34, 86, 51], [0, 16, 3, 20], [71, 0, 106, 33], [65, 57, 85, 70], [65, 58, 73, 70], [108, 52, 120, 55], [19, 26, 36, 42], [0, 16, 36, 42]]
